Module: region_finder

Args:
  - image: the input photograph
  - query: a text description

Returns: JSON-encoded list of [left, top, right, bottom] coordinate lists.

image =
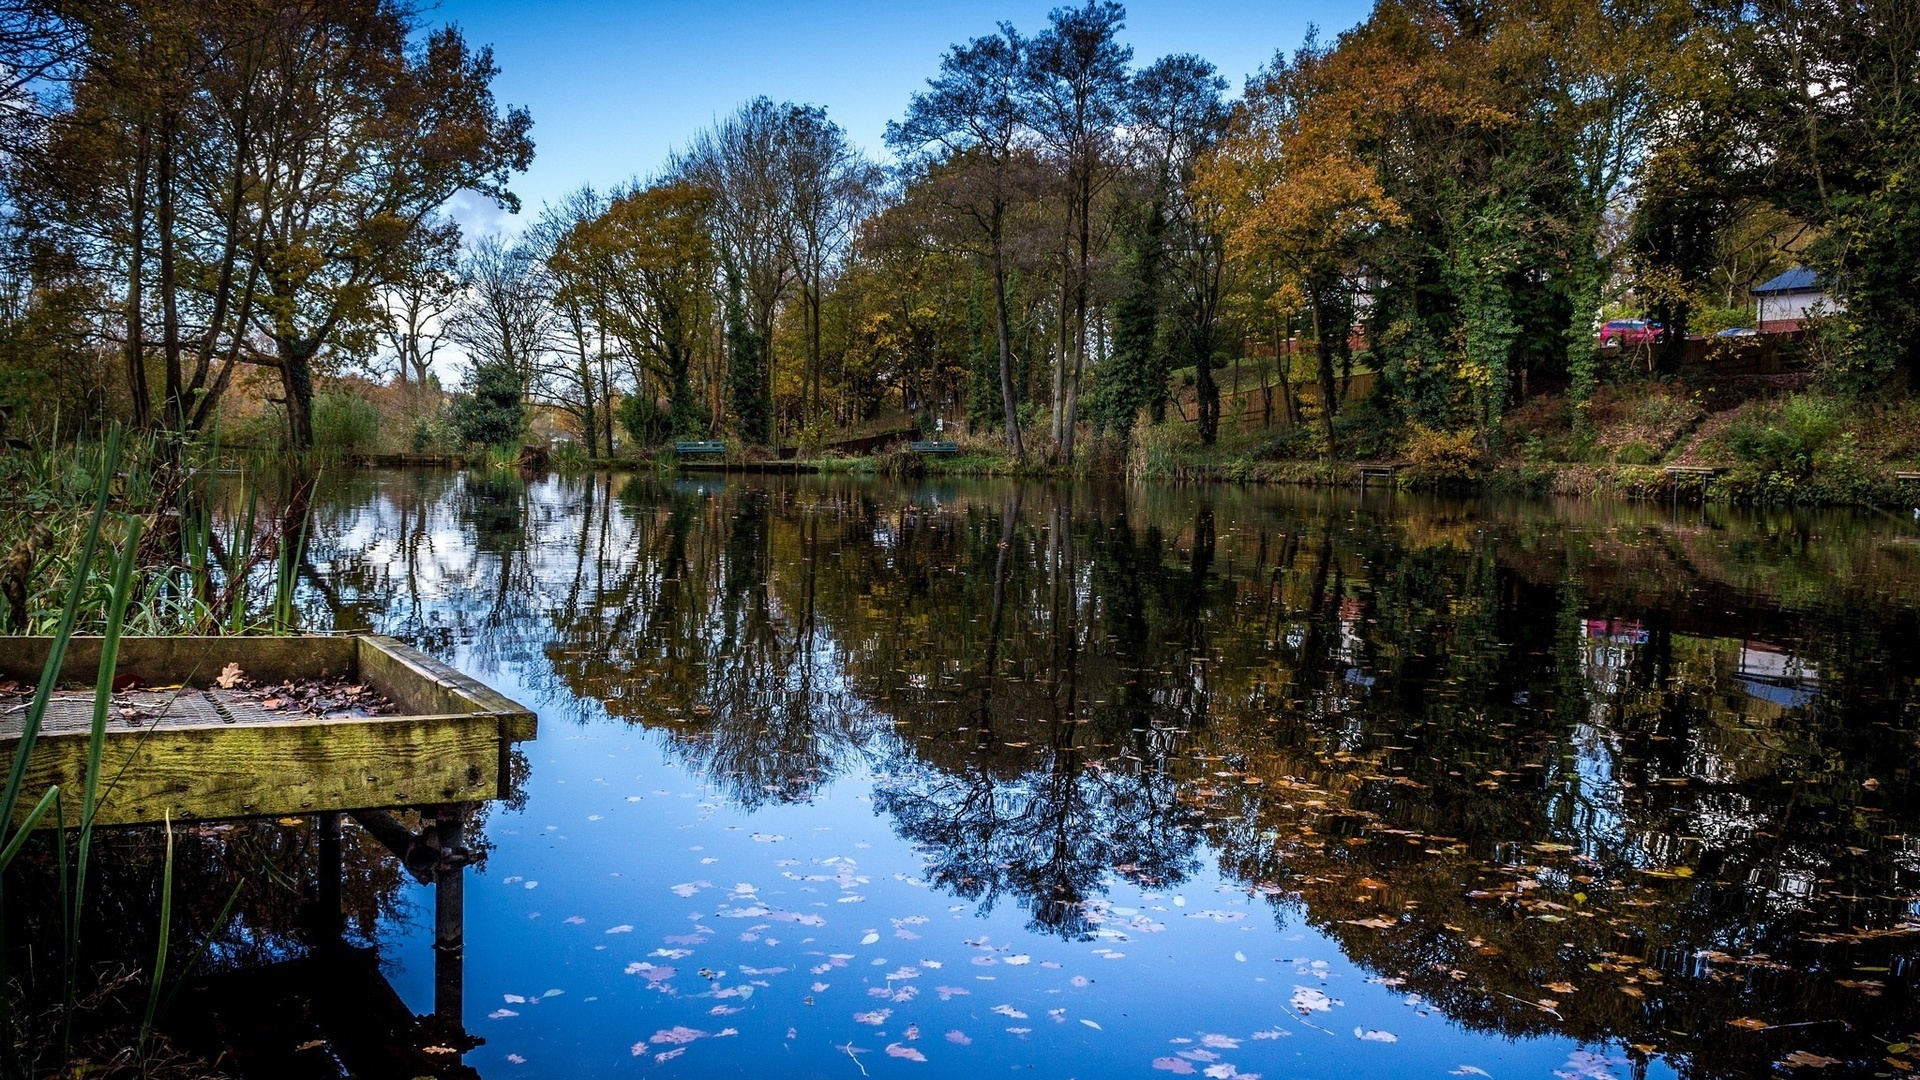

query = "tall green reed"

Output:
[[0, 432, 152, 1075]]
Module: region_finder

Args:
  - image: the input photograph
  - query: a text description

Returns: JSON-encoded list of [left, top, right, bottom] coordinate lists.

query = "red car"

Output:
[[1596, 319, 1664, 346]]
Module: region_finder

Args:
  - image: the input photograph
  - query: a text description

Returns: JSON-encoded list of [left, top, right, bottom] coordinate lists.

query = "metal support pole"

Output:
[[316, 811, 343, 942], [432, 804, 468, 1032]]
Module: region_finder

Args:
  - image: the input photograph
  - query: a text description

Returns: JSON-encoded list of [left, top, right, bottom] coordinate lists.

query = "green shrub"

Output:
[[312, 389, 381, 462], [407, 399, 453, 454], [453, 361, 525, 448], [1332, 397, 1399, 460], [1728, 395, 1837, 485], [1691, 306, 1752, 336], [616, 394, 671, 448]]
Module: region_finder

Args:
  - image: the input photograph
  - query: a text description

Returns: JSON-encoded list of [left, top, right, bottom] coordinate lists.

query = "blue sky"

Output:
[[431, 0, 1372, 235]]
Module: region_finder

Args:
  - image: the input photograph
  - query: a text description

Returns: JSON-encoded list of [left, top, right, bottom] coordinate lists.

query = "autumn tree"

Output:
[[1200, 34, 1402, 454], [535, 186, 614, 454], [778, 107, 881, 426], [888, 24, 1034, 458], [672, 98, 796, 446], [554, 180, 717, 441]]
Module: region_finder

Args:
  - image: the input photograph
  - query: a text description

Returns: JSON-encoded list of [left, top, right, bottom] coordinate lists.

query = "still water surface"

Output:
[[168, 471, 1920, 1077]]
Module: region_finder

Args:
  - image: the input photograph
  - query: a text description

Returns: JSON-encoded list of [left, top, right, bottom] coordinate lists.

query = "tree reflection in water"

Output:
[[296, 471, 1920, 1077]]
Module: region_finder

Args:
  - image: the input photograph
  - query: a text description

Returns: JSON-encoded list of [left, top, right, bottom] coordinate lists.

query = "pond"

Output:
[[58, 471, 1920, 1078]]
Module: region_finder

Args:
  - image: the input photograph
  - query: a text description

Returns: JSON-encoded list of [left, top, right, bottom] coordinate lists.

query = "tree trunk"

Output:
[[1049, 250, 1071, 462], [124, 128, 152, 433], [1310, 289, 1336, 456], [159, 116, 185, 439], [992, 237, 1023, 459], [577, 344, 598, 456], [280, 343, 316, 451]]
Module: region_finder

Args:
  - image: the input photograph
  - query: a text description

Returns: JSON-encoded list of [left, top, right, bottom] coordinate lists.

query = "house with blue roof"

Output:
[[1751, 266, 1840, 332]]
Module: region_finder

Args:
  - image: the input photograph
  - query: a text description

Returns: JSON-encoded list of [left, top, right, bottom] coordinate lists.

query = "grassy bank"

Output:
[[305, 378, 1920, 509]]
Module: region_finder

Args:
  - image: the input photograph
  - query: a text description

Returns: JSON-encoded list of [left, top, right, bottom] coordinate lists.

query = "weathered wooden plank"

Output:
[[358, 635, 536, 741], [3, 711, 503, 827], [0, 635, 356, 686]]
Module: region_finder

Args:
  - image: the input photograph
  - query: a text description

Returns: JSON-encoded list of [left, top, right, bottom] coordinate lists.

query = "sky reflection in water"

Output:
[[288, 469, 1920, 1079]]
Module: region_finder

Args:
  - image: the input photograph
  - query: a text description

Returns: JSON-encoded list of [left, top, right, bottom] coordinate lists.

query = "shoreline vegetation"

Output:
[[323, 374, 1920, 510]]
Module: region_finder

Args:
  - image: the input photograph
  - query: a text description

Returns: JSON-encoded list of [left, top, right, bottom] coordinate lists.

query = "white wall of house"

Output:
[[1757, 290, 1839, 327]]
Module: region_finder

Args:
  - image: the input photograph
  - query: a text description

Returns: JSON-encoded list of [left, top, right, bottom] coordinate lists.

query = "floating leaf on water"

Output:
[[1290, 987, 1340, 1014], [1355, 1028, 1398, 1043], [1200, 1034, 1240, 1049], [885, 1043, 927, 1062], [1152, 1057, 1198, 1075]]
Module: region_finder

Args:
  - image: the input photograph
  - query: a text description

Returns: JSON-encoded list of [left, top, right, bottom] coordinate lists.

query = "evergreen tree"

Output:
[[725, 285, 771, 444], [1094, 201, 1165, 440], [453, 358, 526, 448], [964, 272, 1005, 432]]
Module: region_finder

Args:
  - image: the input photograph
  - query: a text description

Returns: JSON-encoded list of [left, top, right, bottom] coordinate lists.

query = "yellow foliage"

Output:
[[1405, 424, 1482, 482]]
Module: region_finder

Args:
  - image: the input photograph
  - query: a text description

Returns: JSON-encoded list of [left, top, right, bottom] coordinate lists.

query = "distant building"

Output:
[[1736, 641, 1820, 710], [1751, 266, 1841, 332]]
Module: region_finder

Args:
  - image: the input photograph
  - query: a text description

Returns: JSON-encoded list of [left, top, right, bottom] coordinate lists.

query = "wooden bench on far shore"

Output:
[[1895, 471, 1920, 483], [673, 441, 727, 457], [910, 440, 960, 455], [1353, 462, 1404, 487]]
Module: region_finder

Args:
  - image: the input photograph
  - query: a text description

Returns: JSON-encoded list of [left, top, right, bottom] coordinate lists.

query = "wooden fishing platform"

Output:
[[1353, 462, 1405, 487], [0, 634, 535, 828]]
